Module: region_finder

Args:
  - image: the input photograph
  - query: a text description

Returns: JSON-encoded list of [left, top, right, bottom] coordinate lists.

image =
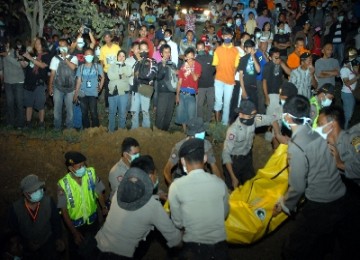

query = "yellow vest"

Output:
[[310, 96, 320, 128], [58, 167, 98, 227]]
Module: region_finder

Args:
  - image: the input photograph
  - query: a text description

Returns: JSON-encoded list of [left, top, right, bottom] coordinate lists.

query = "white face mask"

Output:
[[321, 97, 332, 107], [314, 121, 333, 140], [280, 99, 286, 106], [338, 16, 344, 22], [164, 36, 171, 41]]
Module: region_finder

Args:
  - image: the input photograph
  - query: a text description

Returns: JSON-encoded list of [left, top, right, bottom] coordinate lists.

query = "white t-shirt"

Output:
[[340, 66, 357, 93], [49, 54, 78, 71]]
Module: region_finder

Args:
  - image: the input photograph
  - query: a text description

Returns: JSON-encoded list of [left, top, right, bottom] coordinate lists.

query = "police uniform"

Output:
[[222, 113, 277, 189], [57, 152, 105, 259], [334, 123, 360, 185], [169, 137, 216, 178], [281, 124, 358, 259]]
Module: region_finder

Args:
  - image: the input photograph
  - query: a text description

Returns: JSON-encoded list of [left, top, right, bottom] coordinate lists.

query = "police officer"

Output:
[[273, 95, 358, 259], [223, 100, 278, 190], [57, 151, 107, 259], [163, 117, 222, 186], [310, 83, 335, 128]]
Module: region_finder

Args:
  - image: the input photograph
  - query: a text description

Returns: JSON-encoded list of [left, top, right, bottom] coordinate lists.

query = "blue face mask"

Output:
[[224, 38, 232, 44], [194, 131, 206, 139], [29, 188, 44, 203], [74, 166, 86, 177], [84, 55, 94, 63]]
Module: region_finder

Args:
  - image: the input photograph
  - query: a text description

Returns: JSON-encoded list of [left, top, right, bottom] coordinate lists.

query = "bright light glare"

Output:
[[203, 10, 210, 16], [181, 8, 187, 14]]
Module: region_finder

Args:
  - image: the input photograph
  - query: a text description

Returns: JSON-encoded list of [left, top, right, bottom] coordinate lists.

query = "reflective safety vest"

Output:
[[310, 96, 320, 128], [58, 167, 98, 227]]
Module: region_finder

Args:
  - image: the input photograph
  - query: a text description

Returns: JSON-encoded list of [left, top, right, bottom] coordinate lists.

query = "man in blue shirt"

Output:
[[255, 37, 269, 114]]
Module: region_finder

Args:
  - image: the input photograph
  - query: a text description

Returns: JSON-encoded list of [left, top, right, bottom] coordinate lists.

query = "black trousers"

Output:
[[179, 241, 230, 260], [283, 194, 360, 260], [155, 92, 175, 131], [223, 151, 255, 190], [229, 81, 241, 124], [103, 73, 109, 108]]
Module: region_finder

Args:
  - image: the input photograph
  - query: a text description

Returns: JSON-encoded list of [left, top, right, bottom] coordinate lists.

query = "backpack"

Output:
[[164, 63, 178, 92], [54, 55, 76, 90]]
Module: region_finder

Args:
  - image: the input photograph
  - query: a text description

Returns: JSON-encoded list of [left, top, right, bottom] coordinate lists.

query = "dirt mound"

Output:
[[0, 127, 272, 219]]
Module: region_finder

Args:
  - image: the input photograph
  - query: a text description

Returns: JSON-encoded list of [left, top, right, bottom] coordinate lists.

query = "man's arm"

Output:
[[263, 78, 269, 106], [239, 70, 247, 98], [48, 70, 56, 96], [280, 60, 291, 75], [168, 184, 183, 229], [163, 160, 175, 186]]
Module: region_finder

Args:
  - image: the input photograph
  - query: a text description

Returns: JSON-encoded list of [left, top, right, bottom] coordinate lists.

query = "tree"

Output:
[[21, 0, 130, 40]]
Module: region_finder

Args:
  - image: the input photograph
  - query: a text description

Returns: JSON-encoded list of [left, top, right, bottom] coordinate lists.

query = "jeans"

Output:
[[155, 92, 175, 131], [333, 43, 344, 66], [79, 96, 99, 128], [130, 92, 151, 129], [53, 87, 74, 129], [176, 92, 196, 124], [197, 87, 215, 122], [4, 83, 24, 127], [214, 80, 234, 125], [341, 92, 355, 130], [108, 94, 128, 132]]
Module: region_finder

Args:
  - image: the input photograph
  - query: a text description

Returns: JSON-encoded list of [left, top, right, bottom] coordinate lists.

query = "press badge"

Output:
[[86, 81, 91, 88]]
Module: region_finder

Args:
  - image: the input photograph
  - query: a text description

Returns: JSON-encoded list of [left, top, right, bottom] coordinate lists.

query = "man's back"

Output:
[[168, 169, 229, 244]]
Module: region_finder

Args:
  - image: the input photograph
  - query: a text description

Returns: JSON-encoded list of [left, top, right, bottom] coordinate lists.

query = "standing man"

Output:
[[263, 47, 291, 116], [154, 44, 176, 131], [289, 52, 317, 99], [175, 47, 202, 132], [131, 41, 158, 129], [223, 100, 278, 190], [57, 151, 107, 259], [136, 25, 155, 58], [48, 39, 78, 130], [315, 43, 340, 90], [99, 31, 121, 111], [287, 37, 308, 70], [108, 137, 140, 199], [273, 95, 357, 259], [168, 138, 230, 259], [163, 28, 179, 66], [213, 27, 240, 125], [196, 40, 216, 123], [238, 39, 261, 110], [255, 38, 269, 114], [329, 11, 348, 65]]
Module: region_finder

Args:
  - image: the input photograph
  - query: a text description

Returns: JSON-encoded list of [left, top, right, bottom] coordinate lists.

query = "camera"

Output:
[[83, 26, 91, 34]]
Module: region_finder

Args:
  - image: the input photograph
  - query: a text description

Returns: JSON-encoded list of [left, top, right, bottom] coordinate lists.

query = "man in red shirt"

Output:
[[175, 47, 202, 132]]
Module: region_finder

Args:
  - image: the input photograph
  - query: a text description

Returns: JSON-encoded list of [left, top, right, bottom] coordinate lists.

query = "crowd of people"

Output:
[[1, 0, 360, 259]]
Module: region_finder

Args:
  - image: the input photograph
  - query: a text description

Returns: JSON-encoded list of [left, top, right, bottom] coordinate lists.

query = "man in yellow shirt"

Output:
[[99, 31, 121, 109]]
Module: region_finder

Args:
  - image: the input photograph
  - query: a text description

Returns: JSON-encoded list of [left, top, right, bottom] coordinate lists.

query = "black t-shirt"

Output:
[[71, 48, 86, 65], [273, 33, 290, 57], [196, 54, 215, 88], [262, 61, 283, 94], [24, 52, 52, 86], [238, 54, 259, 87]]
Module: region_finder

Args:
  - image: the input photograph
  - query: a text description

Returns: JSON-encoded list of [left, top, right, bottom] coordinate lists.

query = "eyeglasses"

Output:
[[273, 56, 280, 59]]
